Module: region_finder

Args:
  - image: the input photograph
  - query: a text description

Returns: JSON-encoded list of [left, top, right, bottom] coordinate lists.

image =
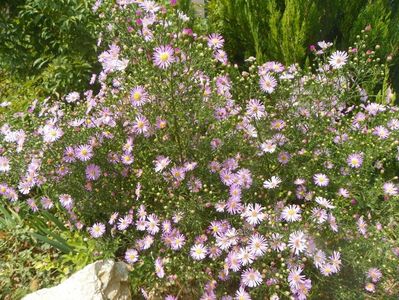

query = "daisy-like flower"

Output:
[[260, 140, 276, 153], [248, 233, 268, 257], [281, 204, 302, 222], [277, 151, 290, 164], [0, 156, 10, 172], [235, 287, 251, 300], [263, 176, 282, 189], [42, 125, 63, 143], [85, 164, 101, 181], [155, 257, 165, 278], [130, 86, 149, 107], [75, 144, 93, 161], [329, 251, 342, 272], [190, 244, 208, 260], [320, 263, 335, 276], [125, 248, 139, 264], [121, 153, 134, 165], [117, 215, 132, 231], [40, 197, 54, 210], [243, 203, 265, 226], [318, 41, 333, 50], [328, 51, 348, 69], [246, 99, 265, 120], [154, 156, 171, 172], [288, 266, 305, 289], [153, 45, 175, 69], [238, 247, 255, 266], [241, 268, 262, 288], [63, 146, 76, 163], [139, 0, 160, 13], [315, 197, 335, 209], [313, 173, 329, 187], [89, 222, 106, 238], [27, 198, 39, 212], [313, 250, 326, 269], [146, 214, 160, 235], [357, 216, 367, 236], [170, 166, 186, 181], [288, 231, 307, 255], [365, 282, 375, 293], [373, 125, 390, 139], [132, 115, 150, 135], [59, 194, 74, 210], [65, 91, 80, 103], [259, 73, 277, 94], [383, 182, 398, 196], [214, 50, 228, 64], [347, 152, 363, 168], [271, 119, 286, 131], [367, 268, 382, 283], [207, 33, 224, 49], [269, 233, 286, 252]]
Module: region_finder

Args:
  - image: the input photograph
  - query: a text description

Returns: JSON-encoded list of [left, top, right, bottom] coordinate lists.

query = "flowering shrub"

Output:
[[1, 1, 399, 299]]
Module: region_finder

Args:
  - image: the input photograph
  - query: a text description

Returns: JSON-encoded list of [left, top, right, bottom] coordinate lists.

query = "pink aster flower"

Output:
[[154, 156, 171, 172], [59, 194, 74, 210], [278, 151, 291, 164], [63, 146, 76, 163], [313, 173, 329, 187], [259, 73, 277, 94], [85, 164, 101, 180], [246, 99, 265, 120], [170, 166, 185, 181], [242, 203, 265, 225], [120, 152, 134, 165], [373, 125, 390, 139], [75, 144, 93, 161], [248, 233, 267, 257], [281, 205, 302, 222], [241, 268, 262, 288], [40, 196, 54, 209], [0, 156, 10, 172], [190, 244, 208, 260], [207, 33, 224, 49], [153, 45, 175, 69], [288, 230, 307, 255], [89, 222, 106, 238], [214, 50, 228, 64], [125, 248, 139, 264], [42, 125, 63, 143], [27, 198, 39, 212], [263, 176, 282, 189], [383, 182, 398, 196], [155, 257, 165, 278], [130, 86, 149, 107], [288, 266, 305, 289], [367, 268, 382, 283], [328, 51, 348, 69], [235, 288, 251, 300], [365, 282, 375, 293], [132, 115, 150, 135]]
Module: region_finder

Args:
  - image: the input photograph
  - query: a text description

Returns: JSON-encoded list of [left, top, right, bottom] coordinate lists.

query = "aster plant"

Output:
[[1, 0, 398, 299]]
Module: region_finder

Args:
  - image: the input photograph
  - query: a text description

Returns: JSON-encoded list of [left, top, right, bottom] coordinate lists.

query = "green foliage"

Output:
[[0, 0, 100, 95], [0, 204, 55, 299], [207, 0, 399, 92]]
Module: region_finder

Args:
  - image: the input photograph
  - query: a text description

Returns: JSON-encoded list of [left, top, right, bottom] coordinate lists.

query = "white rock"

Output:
[[23, 260, 131, 300]]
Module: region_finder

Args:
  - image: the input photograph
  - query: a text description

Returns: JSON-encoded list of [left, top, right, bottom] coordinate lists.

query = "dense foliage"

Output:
[[207, 0, 399, 93], [1, 1, 399, 299], [0, 0, 99, 95]]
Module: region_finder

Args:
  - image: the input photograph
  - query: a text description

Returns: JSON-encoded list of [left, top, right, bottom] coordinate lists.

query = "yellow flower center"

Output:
[[133, 92, 141, 101], [160, 52, 169, 62]]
